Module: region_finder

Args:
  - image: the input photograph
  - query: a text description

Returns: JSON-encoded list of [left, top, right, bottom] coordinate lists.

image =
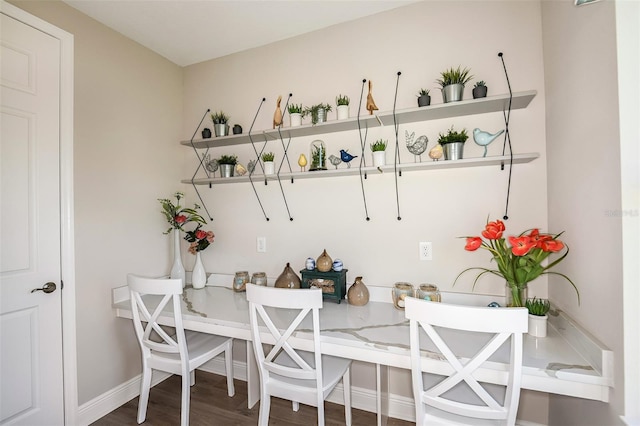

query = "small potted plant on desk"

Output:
[[262, 152, 275, 175], [304, 103, 332, 125], [417, 89, 431, 107], [217, 154, 237, 177], [370, 139, 387, 168], [288, 104, 303, 127], [438, 126, 468, 160], [473, 80, 488, 99], [436, 66, 473, 103], [336, 94, 350, 120], [525, 297, 551, 337], [211, 111, 230, 137]]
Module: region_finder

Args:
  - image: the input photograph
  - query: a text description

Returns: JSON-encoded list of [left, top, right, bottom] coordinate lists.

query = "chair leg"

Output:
[[225, 341, 235, 397], [190, 370, 196, 386], [137, 367, 152, 424], [292, 401, 299, 412], [258, 391, 271, 426], [343, 369, 352, 426], [180, 372, 191, 426]]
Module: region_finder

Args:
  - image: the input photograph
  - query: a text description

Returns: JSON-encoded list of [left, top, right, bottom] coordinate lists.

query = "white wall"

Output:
[[541, 1, 626, 424], [183, 1, 549, 422], [9, 0, 185, 406]]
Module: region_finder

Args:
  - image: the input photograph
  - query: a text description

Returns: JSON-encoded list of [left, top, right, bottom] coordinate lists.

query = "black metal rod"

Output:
[[356, 79, 371, 221], [246, 98, 270, 221], [392, 71, 402, 221], [498, 52, 514, 220], [189, 108, 214, 221]]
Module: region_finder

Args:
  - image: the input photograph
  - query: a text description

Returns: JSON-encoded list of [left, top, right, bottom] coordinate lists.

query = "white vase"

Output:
[[290, 112, 302, 127], [372, 150, 386, 168], [170, 230, 185, 288], [337, 105, 349, 120], [264, 161, 275, 175], [528, 314, 548, 337], [192, 252, 206, 289]]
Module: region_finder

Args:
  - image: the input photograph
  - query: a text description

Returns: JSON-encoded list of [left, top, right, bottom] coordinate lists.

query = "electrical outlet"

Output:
[[257, 237, 266, 253], [419, 242, 432, 261]]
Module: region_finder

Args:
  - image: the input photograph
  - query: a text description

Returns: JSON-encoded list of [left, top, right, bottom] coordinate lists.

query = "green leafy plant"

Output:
[[310, 145, 326, 170], [436, 66, 473, 88], [336, 94, 350, 106], [474, 80, 486, 88], [526, 297, 551, 316], [288, 103, 303, 114], [261, 152, 275, 162], [417, 88, 430, 97], [437, 126, 469, 145], [158, 192, 205, 234], [304, 103, 333, 125], [210, 111, 230, 124], [370, 139, 387, 152], [217, 154, 237, 165]]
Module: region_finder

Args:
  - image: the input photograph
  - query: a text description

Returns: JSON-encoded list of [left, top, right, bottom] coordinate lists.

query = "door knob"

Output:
[[31, 282, 57, 294]]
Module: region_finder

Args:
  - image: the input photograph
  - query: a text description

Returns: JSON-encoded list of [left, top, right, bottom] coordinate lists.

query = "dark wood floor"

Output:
[[92, 371, 413, 425]]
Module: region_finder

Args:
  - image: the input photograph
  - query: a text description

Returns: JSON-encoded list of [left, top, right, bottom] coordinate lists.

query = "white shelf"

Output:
[[180, 90, 536, 149], [181, 153, 540, 186]]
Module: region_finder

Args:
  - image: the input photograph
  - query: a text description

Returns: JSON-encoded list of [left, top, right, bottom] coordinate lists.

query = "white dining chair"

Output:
[[404, 297, 528, 426], [127, 274, 235, 425], [246, 284, 352, 426]]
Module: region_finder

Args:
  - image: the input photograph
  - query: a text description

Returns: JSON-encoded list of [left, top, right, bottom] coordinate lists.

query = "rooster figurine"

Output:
[[405, 131, 429, 162], [473, 128, 504, 157]]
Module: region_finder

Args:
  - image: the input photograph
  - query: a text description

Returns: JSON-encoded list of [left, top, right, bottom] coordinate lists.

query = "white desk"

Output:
[[113, 282, 612, 423]]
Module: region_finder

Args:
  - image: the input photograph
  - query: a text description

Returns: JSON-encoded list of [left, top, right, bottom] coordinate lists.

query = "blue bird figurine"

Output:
[[339, 149, 358, 168], [473, 128, 505, 157]]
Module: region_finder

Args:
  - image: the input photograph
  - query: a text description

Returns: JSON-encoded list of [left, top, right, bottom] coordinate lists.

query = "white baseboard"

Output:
[[78, 358, 545, 426]]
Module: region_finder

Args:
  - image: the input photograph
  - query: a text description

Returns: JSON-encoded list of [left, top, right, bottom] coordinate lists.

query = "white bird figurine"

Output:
[[405, 130, 428, 162], [473, 128, 505, 157], [428, 144, 443, 161], [328, 154, 342, 169]]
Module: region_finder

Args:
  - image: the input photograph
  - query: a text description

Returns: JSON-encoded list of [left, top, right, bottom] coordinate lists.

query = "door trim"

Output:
[[0, 1, 77, 423]]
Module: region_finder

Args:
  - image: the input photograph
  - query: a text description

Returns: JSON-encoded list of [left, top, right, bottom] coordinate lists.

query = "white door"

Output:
[[0, 12, 65, 425]]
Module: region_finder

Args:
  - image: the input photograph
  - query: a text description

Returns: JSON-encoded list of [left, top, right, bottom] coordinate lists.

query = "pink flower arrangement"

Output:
[[184, 225, 214, 253]]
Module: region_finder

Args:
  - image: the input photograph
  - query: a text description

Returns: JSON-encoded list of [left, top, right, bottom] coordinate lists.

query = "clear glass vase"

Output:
[[506, 284, 528, 307]]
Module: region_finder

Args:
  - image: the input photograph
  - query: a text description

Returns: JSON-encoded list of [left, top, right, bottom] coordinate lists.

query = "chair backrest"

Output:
[[128, 274, 187, 360], [246, 284, 323, 387], [404, 298, 528, 425]]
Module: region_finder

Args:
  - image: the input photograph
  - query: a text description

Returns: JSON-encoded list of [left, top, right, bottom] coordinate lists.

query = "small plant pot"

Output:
[[214, 123, 229, 137], [372, 151, 386, 168], [441, 83, 465, 103], [201, 128, 211, 138], [473, 86, 488, 99], [528, 314, 548, 337], [290, 113, 302, 127], [443, 142, 464, 160], [263, 161, 275, 175], [232, 124, 243, 134], [417, 95, 431, 107], [336, 105, 349, 120], [316, 107, 328, 124], [219, 164, 234, 177]]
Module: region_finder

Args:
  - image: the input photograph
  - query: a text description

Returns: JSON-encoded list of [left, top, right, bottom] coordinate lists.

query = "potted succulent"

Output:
[[261, 152, 275, 175], [417, 89, 431, 107], [436, 66, 473, 103], [370, 139, 387, 168], [211, 111, 230, 137], [438, 126, 468, 160], [473, 80, 488, 99], [288, 104, 303, 127], [525, 297, 551, 337], [217, 154, 237, 177], [336, 94, 350, 120], [304, 103, 332, 125]]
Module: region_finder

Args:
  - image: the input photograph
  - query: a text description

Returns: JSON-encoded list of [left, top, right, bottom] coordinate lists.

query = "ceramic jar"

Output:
[[251, 272, 267, 287], [316, 249, 332, 272], [274, 263, 301, 289], [392, 282, 414, 309], [347, 276, 369, 306], [305, 257, 316, 270]]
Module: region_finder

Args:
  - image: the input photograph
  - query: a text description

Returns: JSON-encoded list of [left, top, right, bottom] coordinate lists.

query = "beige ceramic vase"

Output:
[[347, 276, 369, 306], [316, 249, 333, 272], [274, 263, 301, 289]]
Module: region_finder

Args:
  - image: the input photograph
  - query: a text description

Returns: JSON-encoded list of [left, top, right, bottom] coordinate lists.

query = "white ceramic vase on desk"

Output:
[[192, 252, 206, 289], [170, 230, 185, 288]]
